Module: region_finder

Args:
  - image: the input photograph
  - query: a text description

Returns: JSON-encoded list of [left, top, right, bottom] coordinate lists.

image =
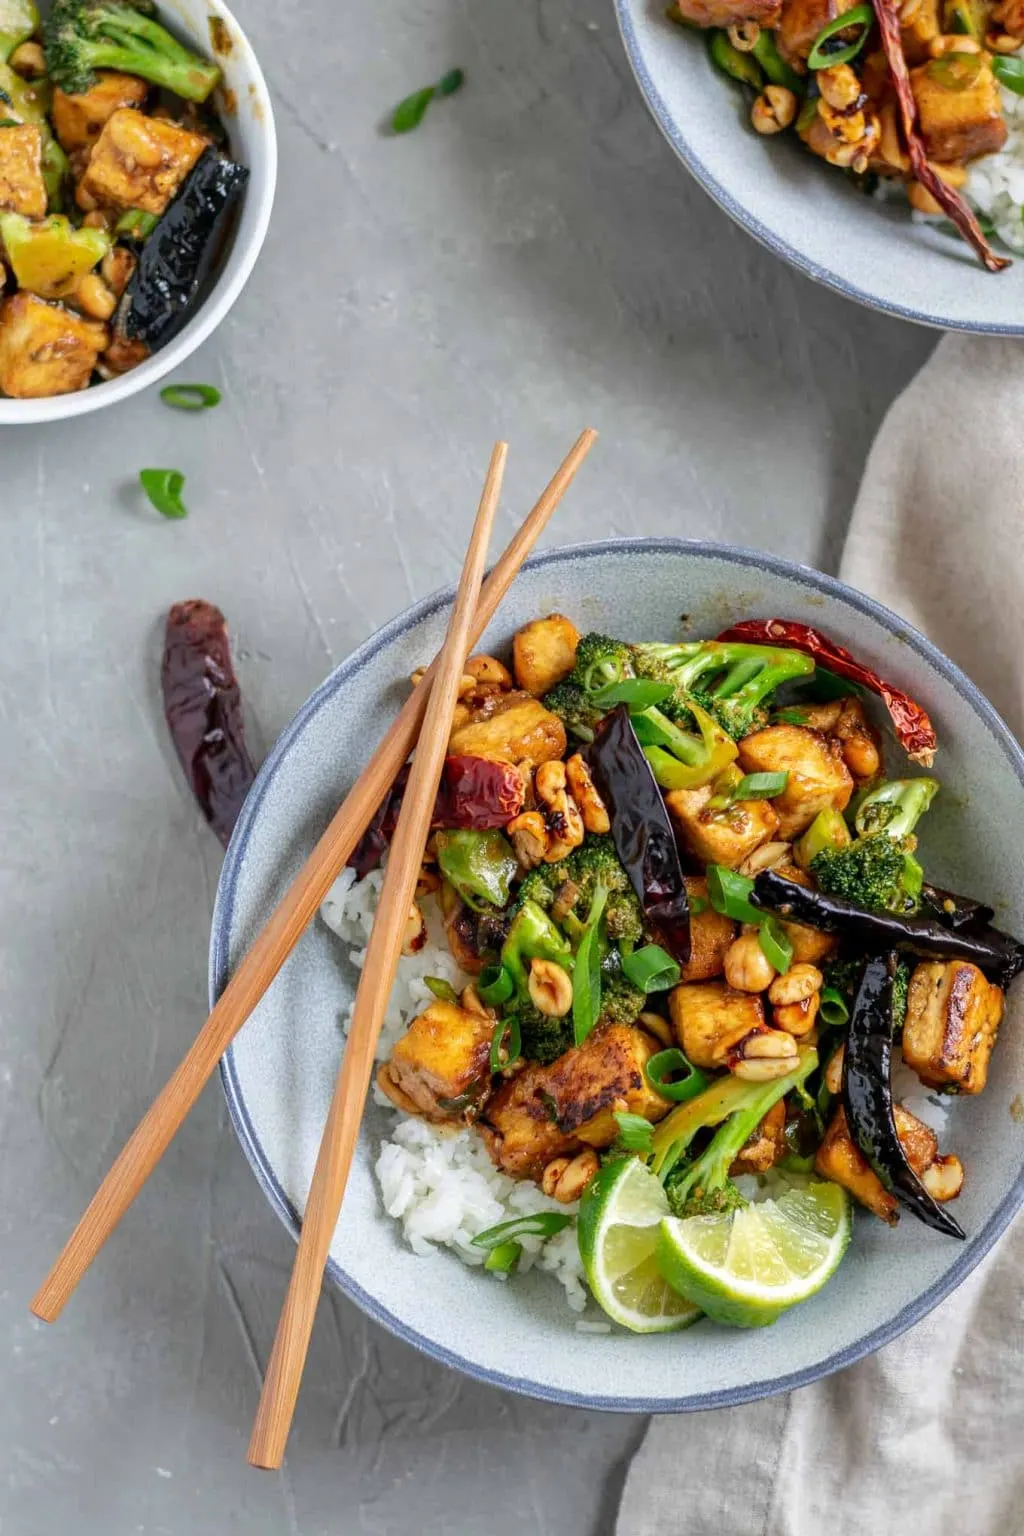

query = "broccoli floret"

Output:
[[572, 632, 635, 693], [512, 865, 561, 915], [564, 836, 644, 942], [44, 0, 221, 101], [664, 1174, 747, 1219], [542, 679, 605, 743], [632, 641, 815, 740], [598, 970, 646, 1027], [514, 1001, 573, 1066], [812, 778, 938, 916], [892, 960, 911, 1034]]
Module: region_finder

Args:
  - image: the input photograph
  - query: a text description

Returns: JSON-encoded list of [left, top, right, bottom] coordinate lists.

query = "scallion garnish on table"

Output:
[[139, 468, 188, 519], [160, 383, 222, 411], [390, 67, 465, 134]]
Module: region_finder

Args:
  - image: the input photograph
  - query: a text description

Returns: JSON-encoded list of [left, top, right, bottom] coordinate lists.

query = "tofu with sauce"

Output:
[[730, 1099, 787, 1176], [377, 1000, 495, 1123], [680, 875, 736, 983], [0, 292, 107, 398], [668, 980, 765, 1069], [777, 0, 860, 67], [910, 55, 1007, 164], [0, 125, 47, 218], [672, 0, 780, 24], [52, 73, 150, 154], [481, 1024, 669, 1178], [665, 784, 780, 869], [448, 689, 567, 766], [814, 1104, 962, 1222], [903, 961, 1004, 1094], [77, 108, 207, 215], [512, 614, 580, 696], [737, 723, 854, 839], [773, 863, 838, 966]]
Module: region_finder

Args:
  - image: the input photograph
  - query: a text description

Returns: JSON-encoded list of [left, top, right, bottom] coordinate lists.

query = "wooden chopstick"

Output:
[[247, 443, 504, 1470], [31, 427, 597, 1326]]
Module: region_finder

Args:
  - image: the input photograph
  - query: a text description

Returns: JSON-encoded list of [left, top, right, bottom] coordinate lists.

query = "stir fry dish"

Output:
[[0, 0, 247, 398], [351, 614, 1023, 1332], [667, 0, 1024, 271]]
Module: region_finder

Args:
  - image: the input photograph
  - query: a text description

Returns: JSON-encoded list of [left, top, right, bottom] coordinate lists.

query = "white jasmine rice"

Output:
[[965, 85, 1024, 253]]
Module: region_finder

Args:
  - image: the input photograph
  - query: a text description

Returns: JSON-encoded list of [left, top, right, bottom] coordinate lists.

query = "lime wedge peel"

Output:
[[578, 1159, 702, 1334]]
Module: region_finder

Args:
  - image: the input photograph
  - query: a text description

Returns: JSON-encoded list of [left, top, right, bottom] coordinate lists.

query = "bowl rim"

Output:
[[0, 0, 278, 426], [212, 536, 1024, 1413], [613, 0, 1024, 337]]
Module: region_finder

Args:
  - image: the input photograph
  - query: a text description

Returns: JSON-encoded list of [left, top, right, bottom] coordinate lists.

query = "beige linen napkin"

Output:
[[616, 334, 1024, 1536]]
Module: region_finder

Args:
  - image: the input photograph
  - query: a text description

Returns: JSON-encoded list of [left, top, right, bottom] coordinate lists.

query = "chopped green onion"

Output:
[[759, 914, 793, 974], [795, 95, 820, 134], [993, 54, 1024, 95], [437, 67, 465, 96], [484, 1239, 521, 1273], [774, 706, 812, 725], [139, 468, 187, 520], [928, 51, 984, 90], [819, 985, 850, 1026], [573, 883, 609, 1046], [478, 963, 514, 1006], [614, 1111, 655, 1153], [689, 895, 708, 916], [752, 28, 805, 91], [621, 944, 681, 994], [160, 383, 221, 411], [645, 1048, 710, 1103], [424, 976, 459, 1005], [470, 1212, 573, 1249], [391, 85, 435, 132], [114, 208, 158, 240], [732, 771, 789, 801], [706, 864, 761, 925], [589, 678, 675, 711], [806, 3, 874, 68], [489, 1013, 521, 1073]]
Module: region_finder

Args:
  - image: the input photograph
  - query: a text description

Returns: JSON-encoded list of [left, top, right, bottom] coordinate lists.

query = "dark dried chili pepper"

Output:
[[750, 869, 1024, 985], [347, 754, 525, 878], [162, 599, 256, 848], [716, 619, 938, 765], [921, 882, 995, 933], [844, 952, 965, 1238], [869, 0, 1008, 273], [584, 704, 691, 963]]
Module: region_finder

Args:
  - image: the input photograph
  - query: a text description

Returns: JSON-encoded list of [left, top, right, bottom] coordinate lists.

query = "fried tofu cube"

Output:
[[774, 863, 838, 966], [680, 875, 736, 983], [448, 690, 566, 766], [814, 1104, 951, 1223], [903, 961, 1004, 1094], [0, 124, 46, 217], [668, 980, 765, 1069], [0, 293, 107, 398], [777, 0, 858, 66], [910, 56, 1007, 163], [51, 72, 150, 154], [900, 0, 940, 64], [77, 108, 207, 215], [730, 1099, 787, 1176], [673, 0, 780, 24], [513, 614, 580, 696], [377, 1001, 494, 1123], [737, 724, 853, 839], [481, 1024, 669, 1178], [666, 784, 780, 869]]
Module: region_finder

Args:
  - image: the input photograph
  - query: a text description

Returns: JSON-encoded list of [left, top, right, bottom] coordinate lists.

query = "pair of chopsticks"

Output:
[[31, 427, 598, 1468]]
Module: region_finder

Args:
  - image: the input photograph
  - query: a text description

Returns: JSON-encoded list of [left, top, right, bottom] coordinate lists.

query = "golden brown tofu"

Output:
[[77, 109, 207, 215], [51, 73, 150, 154], [665, 784, 780, 869], [668, 980, 765, 1069], [774, 864, 838, 966], [738, 724, 854, 840], [815, 1104, 943, 1223], [513, 614, 580, 696], [730, 1100, 787, 1176], [378, 1001, 494, 1123], [673, 0, 780, 23], [0, 125, 46, 217], [901, 0, 941, 64], [777, 0, 859, 66], [795, 696, 883, 785], [903, 961, 1004, 1094], [0, 292, 107, 398], [680, 876, 736, 983], [448, 690, 566, 766], [910, 56, 1007, 164], [481, 1024, 669, 1178]]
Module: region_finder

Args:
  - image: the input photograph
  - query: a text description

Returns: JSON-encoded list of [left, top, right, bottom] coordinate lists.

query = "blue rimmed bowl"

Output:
[[614, 0, 1024, 333], [212, 539, 1024, 1412]]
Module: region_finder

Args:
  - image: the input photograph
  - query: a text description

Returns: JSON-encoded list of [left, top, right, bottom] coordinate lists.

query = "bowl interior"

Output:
[[213, 541, 1024, 1411], [0, 0, 276, 425], [616, 0, 1024, 333]]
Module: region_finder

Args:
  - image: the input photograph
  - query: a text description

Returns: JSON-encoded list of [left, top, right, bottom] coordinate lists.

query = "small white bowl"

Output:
[[0, 0, 276, 425]]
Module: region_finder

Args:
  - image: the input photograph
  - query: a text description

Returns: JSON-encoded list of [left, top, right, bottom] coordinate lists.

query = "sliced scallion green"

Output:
[[819, 985, 850, 1026], [139, 468, 187, 519], [391, 85, 435, 132], [706, 864, 761, 925], [437, 67, 465, 96], [732, 771, 789, 800], [479, 963, 514, 1007], [589, 678, 675, 710], [160, 383, 221, 411], [573, 883, 610, 1046], [645, 1048, 710, 1104], [424, 976, 459, 1005], [484, 1240, 522, 1273], [621, 943, 681, 994], [993, 54, 1024, 95], [806, 3, 874, 69], [470, 1212, 573, 1249], [489, 1014, 521, 1073], [758, 914, 793, 974], [614, 1111, 655, 1153]]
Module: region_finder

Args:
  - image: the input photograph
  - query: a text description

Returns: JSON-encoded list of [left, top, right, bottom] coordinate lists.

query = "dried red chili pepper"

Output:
[[348, 755, 526, 877], [871, 0, 1008, 273], [716, 618, 937, 766], [162, 600, 257, 847]]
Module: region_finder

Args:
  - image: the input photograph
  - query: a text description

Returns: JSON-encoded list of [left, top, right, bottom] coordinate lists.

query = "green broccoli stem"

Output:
[[76, 31, 219, 98], [854, 777, 939, 840]]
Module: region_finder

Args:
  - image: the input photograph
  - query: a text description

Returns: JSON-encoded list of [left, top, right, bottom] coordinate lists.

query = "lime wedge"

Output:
[[578, 1159, 702, 1333], [657, 1181, 851, 1329]]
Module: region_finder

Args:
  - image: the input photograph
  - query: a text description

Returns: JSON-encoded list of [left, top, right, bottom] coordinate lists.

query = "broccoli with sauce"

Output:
[[811, 777, 938, 916], [632, 640, 815, 740], [44, 0, 221, 101], [598, 968, 646, 1027], [514, 1000, 573, 1066], [823, 951, 912, 1032]]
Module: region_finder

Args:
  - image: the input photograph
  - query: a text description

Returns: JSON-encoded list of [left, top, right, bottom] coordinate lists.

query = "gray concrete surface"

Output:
[[0, 0, 936, 1531]]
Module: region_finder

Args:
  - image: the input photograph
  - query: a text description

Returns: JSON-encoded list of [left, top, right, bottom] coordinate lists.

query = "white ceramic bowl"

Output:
[[211, 540, 1024, 1412], [0, 0, 276, 425], [616, 0, 1024, 333]]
